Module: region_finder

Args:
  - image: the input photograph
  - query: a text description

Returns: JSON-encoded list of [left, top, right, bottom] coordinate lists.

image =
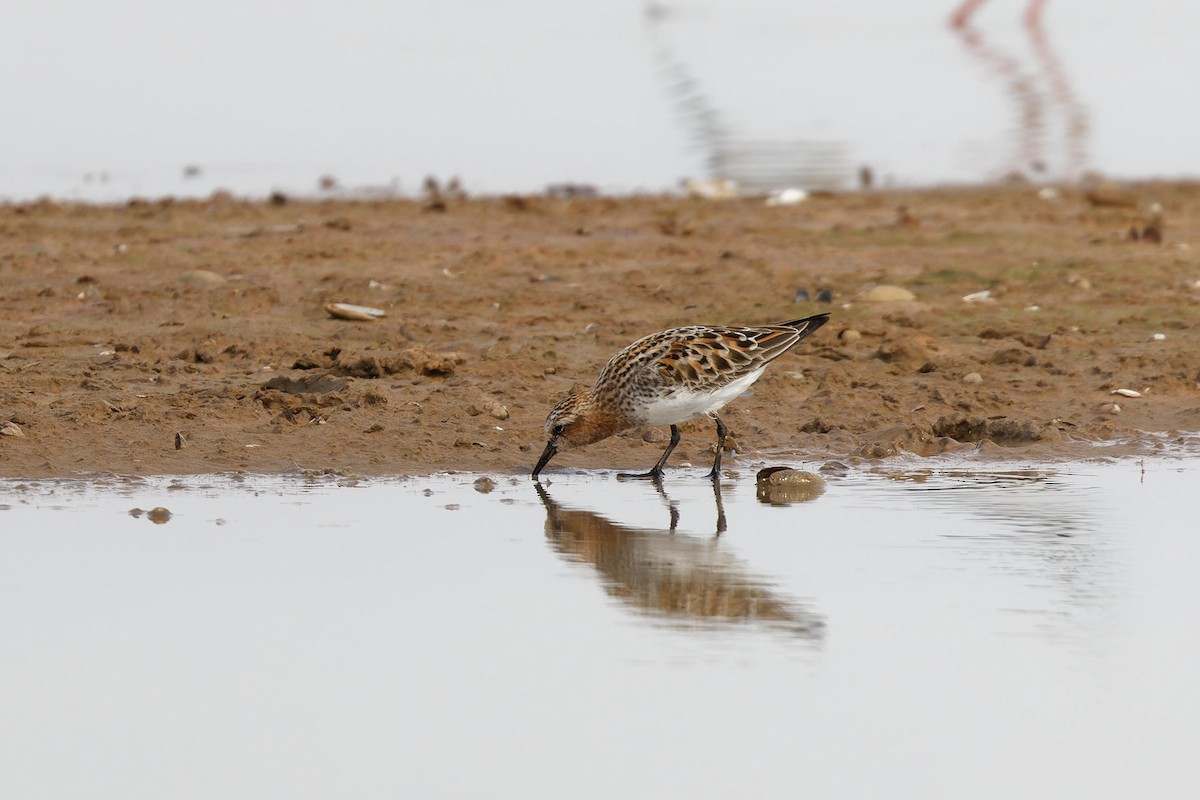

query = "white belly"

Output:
[[638, 368, 765, 426]]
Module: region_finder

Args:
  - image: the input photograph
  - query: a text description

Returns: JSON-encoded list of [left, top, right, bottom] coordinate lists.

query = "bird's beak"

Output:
[[532, 441, 557, 479]]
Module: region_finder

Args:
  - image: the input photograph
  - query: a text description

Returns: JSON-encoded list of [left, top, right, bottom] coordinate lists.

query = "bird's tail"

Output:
[[778, 313, 831, 339]]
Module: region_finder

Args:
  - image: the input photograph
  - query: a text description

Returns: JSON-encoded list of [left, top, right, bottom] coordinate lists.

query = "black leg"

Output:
[[618, 424, 680, 480], [711, 476, 727, 536], [705, 414, 728, 480], [647, 477, 681, 532]]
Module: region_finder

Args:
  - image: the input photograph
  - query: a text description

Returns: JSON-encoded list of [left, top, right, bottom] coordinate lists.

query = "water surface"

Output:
[[2, 458, 1197, 797]]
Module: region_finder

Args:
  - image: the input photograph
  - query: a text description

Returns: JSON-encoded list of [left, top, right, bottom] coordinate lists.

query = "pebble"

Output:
[[473, 477, 496, 494], [0, 421, 24, 437], [757, 468, 824, 487], [794, 287, 811, 302], [755, 468, 826, 505], [815, 288, 834, 303], [1107, 403, 1122, 415], [147, 507, 172, 524], [1111, 388, 1142, 398], [484, 400, 509, 420], [961, 372, 983, 385], [838, 328, 862, 343], [1150, 332, 1166, 341], [858, 285, 915, 302], [180, 269, 227, 287], [962, 289, 994, 303], [642, 428, 669, 444]]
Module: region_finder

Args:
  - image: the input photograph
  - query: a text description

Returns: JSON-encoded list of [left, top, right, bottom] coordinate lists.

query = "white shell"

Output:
[[962, 290, 994, 303], [1111, 388, 1142, 398], [765, 188, 808, 206], [325, 303, 385, 321]]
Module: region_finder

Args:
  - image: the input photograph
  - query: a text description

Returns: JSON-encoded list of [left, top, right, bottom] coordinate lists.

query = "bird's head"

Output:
[[532, 390, 619, 478]]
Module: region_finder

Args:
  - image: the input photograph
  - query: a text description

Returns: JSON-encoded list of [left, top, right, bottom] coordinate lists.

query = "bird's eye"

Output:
[[551, 424, 565, 436]]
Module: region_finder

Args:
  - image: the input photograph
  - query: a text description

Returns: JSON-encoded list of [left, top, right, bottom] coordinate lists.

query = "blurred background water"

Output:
[[2, 0, 1196, 202]]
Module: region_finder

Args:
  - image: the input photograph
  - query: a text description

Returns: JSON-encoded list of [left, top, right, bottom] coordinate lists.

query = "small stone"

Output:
[[180, 269, 227, 287], [1085, 183, 1136, 208], [755, 468, 826, 505], [838, 328, 862, 344], [484, 400, 509, 420], [815, 288, 834, 303], [147, 507, 172, 524], [0, 421, 25, 437], [642, 428, 669, 444], [1107, 403, 1122, 415], [794, 287, 811, 302], [473, 477, 496, 494], [174, 432, 185, 449], [858, 285, 915, 302], [961, 372, 984, 385]]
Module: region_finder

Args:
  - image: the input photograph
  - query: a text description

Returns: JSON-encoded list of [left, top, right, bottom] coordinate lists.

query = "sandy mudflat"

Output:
[[1, 184, 1198, 479]]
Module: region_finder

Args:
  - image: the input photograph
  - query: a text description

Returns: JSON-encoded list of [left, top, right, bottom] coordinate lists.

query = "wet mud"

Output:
[[2, 184, 1198, 478]]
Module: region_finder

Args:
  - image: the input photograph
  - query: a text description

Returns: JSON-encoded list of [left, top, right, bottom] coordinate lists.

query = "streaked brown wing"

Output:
[[652, 325, 803, 390]]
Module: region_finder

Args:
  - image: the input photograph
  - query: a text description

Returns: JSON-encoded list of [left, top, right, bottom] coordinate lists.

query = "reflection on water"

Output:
[[650, 0, 1093, 190], [647, 3, 854, 191], [950, 0, 1090, 180], [536, 481, 823, 639], [880, 467, 1112, 635], [883, 468, 1100, 537]]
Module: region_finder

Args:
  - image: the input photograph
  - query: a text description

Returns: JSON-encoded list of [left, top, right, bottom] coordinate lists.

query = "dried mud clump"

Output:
[[390, 346, 465, 377], [932, 415, 1064, 446], [255, 373, 384, 423], [296, 347, 466, 378]]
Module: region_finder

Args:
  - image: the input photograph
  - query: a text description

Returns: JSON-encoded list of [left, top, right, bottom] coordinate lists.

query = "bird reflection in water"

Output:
[[535, 481, 824, 640]]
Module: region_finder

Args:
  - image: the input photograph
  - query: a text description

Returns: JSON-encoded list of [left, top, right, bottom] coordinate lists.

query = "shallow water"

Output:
[[2, 457, 1198, 797]]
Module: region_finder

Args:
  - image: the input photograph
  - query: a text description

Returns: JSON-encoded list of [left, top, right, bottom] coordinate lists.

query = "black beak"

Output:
[[532, 441, 557, 479]]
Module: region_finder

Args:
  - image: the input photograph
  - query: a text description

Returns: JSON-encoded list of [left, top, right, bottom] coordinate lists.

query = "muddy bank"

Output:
[[2, 184, 1199, 478]]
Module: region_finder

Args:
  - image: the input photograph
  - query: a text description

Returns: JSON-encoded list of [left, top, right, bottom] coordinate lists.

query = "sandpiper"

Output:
[[532, 313, 829, 480]]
